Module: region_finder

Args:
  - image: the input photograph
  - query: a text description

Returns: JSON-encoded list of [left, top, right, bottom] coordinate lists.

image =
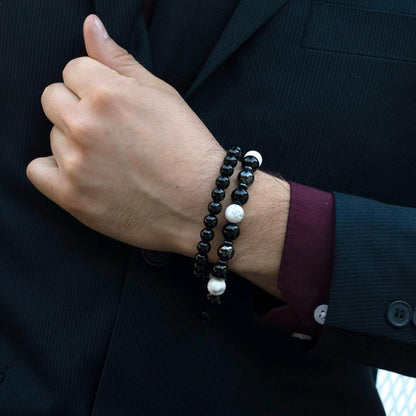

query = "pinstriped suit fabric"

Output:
[[1, 0, 416, 414]]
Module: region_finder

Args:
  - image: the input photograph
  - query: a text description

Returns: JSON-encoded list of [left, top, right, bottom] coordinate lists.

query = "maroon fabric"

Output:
[[258, 182, 335, 337]]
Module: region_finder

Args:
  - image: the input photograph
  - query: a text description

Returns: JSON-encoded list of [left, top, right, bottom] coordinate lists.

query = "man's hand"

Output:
[[27, 15, 225, 253], [27, 15, 290, 299]]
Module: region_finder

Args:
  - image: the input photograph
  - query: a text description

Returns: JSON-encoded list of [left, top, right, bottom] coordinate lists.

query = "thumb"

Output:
[[83, 14, 153, 82]]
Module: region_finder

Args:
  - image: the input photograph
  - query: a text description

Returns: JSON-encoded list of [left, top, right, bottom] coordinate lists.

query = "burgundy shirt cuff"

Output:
[[257, 181, 335, 338]]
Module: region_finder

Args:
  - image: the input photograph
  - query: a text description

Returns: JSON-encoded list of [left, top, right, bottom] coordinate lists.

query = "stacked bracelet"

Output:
[[193, 146, 243, 280], [207, 150, 263, 304]]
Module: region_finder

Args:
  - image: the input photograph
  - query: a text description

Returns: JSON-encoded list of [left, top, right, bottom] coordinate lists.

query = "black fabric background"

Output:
[[3, 0, 416, 414]]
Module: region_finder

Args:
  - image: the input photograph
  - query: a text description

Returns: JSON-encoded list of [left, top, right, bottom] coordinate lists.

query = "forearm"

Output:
[[30, 18, 290, 302], [177, 154, 290, 302]]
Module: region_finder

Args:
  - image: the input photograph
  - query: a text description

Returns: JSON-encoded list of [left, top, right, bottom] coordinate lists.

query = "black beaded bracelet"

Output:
[[193, 146, 243, 280], [207, 150, 263, 304]]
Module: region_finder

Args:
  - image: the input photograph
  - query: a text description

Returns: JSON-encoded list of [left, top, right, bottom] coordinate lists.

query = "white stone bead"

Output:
[[244, 150, 263, 167], [225, 204, 244, 224], [207, 277, 226, 296]]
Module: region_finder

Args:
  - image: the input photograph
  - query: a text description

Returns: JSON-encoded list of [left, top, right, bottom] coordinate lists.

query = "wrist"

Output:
[[227, 171, 289, 300], [170, 149, 228, 258], [177, 156, 290, 301]]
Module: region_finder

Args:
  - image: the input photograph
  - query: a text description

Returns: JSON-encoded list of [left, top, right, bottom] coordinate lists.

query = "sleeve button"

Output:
[[313, 304, 328, 325], [387, 300, 412, 328]]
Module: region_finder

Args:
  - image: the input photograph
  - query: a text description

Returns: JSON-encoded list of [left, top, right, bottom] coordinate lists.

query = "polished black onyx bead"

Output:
[[208, 201, 222, 215], [197, 241, 211, 255], [222, 223, 240, 240], [200, 228, 214, 242], [220, 164, 234, 177], [216, 176, 230, 189], [217, 241, 234, 260], [232, 187, 249, 205], [211, 188, 225, 202], [194, 253, 208, 265], [227, 146, 243, 160], [243, 155, 259, 171], [212, 262, 227, 279], [238, 167, 254, 186], [204, 215, 218, 229], [224, 155, 238, 167], [193, 263, 209, 278]]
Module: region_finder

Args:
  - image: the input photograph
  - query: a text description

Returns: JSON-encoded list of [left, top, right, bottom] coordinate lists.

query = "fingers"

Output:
[[41, 82, 80, 129], [50, 125, 75, 167], [62, 56, 118, 99], [26, 156, 61, 204]]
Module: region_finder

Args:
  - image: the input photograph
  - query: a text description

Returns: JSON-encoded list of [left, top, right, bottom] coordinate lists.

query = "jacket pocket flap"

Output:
[[303, 1, 416, 63]]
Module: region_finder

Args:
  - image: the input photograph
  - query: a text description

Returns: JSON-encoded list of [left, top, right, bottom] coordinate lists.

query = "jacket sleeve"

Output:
[[309, 192, 416, 377]]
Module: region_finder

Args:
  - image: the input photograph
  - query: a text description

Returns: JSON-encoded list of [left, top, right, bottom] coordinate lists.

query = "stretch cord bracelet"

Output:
[[193, 146, 243, 280], [207, 150, 263, 304]]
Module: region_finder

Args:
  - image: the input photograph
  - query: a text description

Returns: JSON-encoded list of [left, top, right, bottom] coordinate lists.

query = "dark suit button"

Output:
[[386, 300, 412, 328], [141, 249, 173, 267]]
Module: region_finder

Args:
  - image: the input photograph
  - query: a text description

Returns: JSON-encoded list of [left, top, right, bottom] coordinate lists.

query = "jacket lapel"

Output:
[[91, 0, 290, 93], [91, 0, 153, 71], [185, 0, 291, 99]]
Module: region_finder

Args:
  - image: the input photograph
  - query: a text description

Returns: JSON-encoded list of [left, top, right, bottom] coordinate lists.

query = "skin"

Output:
[[27, 15, 290, 301]]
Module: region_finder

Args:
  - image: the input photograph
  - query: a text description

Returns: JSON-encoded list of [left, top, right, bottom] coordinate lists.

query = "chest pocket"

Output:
[[302, 1, 416, 63]]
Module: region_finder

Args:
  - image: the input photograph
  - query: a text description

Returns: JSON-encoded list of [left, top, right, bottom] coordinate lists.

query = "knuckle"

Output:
[[90, 83, 114, 108], [62, 56, 90, 80], [63, 152, 84, 178], [40, 85, 52, 105], [66, 116, 89, 140], [62, 59, 76, 80], [41, 83, 59, 107]]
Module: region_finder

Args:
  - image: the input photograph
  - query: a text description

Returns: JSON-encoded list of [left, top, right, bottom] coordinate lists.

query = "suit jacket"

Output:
[[1, 0, 415, 414]]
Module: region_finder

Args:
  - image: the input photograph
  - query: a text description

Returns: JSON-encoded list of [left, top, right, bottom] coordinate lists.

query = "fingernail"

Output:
[[94, 15, 109, 39]]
